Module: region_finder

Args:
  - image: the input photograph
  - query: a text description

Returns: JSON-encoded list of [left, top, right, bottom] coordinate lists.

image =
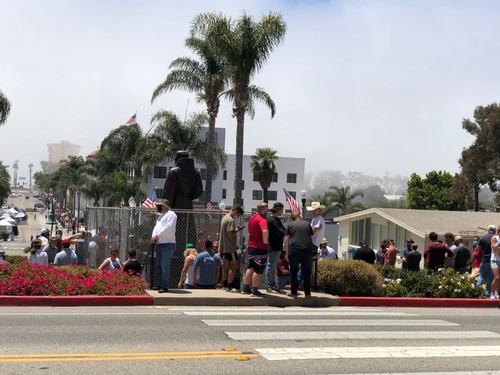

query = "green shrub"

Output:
[[376, 264, 404, 280], [1, 232, 9, 241], [317, 259, 384, 296], [431, 268, 485, 298], [381, 270, 434, 297]]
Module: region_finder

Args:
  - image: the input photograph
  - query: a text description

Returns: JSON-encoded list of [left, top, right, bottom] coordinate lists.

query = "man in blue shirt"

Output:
[[193, 240, 222, 289]]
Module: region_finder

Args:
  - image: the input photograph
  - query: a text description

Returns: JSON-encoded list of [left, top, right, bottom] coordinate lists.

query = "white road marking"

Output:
[[184, 311, 415, 316], [316, 373, 500, 375], [0, 312, 182, 316], [226, 330, 500, 340], [256, 345, 500, 361], [202, 319, 458, 326]]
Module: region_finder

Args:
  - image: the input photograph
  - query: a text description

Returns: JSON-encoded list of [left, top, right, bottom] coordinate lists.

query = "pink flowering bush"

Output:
[[0, 260, 147, 296]]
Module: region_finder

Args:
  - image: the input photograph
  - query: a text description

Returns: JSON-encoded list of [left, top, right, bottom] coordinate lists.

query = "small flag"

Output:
[[126, 113, 137, 124], [283, 188, 301, 214], [206, 202, 213, 210], [141, 190, 157, 208]]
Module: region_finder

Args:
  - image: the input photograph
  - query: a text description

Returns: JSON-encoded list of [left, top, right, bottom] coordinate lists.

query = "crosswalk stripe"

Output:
[[255, 345, 500, 361], [316, 372, 500, 375], [202, 319, 458, 326], [226, 330, 500, 340], [184, 311, 415, 316]]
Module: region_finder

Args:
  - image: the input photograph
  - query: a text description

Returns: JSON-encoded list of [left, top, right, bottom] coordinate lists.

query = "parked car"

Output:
[[34, 203, 45, 209]]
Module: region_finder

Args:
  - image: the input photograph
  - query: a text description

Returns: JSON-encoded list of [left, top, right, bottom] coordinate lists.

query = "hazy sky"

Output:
[[1, 0, 499, 183]]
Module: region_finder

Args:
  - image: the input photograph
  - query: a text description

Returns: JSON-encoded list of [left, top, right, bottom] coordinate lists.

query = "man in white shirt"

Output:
[[151, 199, 177, 293], [307, 202, 326, 248]]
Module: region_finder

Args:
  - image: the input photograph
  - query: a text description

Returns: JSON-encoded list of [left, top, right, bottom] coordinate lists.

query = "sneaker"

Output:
[[226, 288, 239, 293], [286, 291, 301, 297], [158, 288, 168, 293], [251, 290, 264, 296], [241, 288, 251, 294], [266, 285, 280, 293]]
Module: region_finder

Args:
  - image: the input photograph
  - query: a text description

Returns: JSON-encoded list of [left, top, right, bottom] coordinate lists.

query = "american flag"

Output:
[[283, 188, 301, 214], [126, 113, 137, 124], [206, 202, 213, 210], [141, 190, 157, 208]]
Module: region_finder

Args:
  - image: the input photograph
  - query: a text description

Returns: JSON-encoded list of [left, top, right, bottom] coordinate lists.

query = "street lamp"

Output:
[[45, 192, 57, 235], [218, 200, 226, 211], [300, 189, 307, 210]]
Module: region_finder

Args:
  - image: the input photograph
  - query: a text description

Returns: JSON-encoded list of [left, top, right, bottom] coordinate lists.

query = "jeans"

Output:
[[289, 248, 312, 295], [265, 250, 281, 287], [476, 260, 493, 295], [156, 242, 176, 289], [277, 274, 289, 290]]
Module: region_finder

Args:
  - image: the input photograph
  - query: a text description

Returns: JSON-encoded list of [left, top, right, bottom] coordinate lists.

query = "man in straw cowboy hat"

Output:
[[306, 202, 326, 249]]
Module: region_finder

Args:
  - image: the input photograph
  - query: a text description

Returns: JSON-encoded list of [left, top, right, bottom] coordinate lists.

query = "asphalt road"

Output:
[[1, 305, 500, 375]]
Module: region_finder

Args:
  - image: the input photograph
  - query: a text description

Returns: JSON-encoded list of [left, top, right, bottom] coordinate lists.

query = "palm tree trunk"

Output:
[[204, 114, 216, 205], [263, 187, 268, 204], [473, 185, 480, 212], [233, 111, 245, 206]]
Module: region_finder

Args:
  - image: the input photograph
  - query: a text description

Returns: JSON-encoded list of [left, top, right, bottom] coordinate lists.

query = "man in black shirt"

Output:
[[266, 202, 286, 293], [353, 240, 376, 265], [123, 249, 142, 276], [453, 237, 471, 274], [406, 243, 422, 271], [476, 225, 496, 296]]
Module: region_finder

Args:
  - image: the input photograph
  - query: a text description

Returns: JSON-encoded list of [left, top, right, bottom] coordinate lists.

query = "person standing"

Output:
[[353, 240, 376, 265], [424, 232, 453, 273], [28, 239, 48, 266], [151, 199, 177, 293], [53, 239, 78, 266], [405, 243, 422, 271], [266, 202, 286, 293], [453, 237, 471, 274], [219, 205, 244, 291], [476, 225, 496, 297], [384, 239, 399, 266], [376, 240, 388, 265], [284, 211, 314, 298], [471, 236, 482, 279], [489, 227, 500, 299], [307, 202, 326, 249], [43, 235, 59, 265], [443, 232, 457, 268], [242, 202, 269, 296], [400, 239, 414, 271]]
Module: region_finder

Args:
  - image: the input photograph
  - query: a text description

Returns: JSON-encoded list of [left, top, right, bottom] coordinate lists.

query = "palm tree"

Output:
[[250, 147, 278, 203], [0, 90, 11, 126], [326, 185, 365, 216], [152, 31, 227, 205], [191, 12, 287, 206], [28, 163, 33, 190]]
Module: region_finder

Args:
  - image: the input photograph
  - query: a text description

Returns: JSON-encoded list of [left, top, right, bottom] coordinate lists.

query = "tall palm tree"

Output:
[[191, 12, 287, 206], [326, 185, 365, 216], [0, 90, 11, 126], [152, 32, 227, 205], [250, 147, 278, 203], [28, 163, 34, 190]]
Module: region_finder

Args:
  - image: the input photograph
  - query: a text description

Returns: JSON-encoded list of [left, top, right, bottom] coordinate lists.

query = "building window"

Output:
[[253, 173, 259, 182], [222, 189, 226, 199], [272, 173, 278, 183], [252, 190, 263, 200], [223, 170, 227, 180], [289, 191, 297, 199], [153, 166, 167, 179], [268, 190, 277, 200], [287, 173, 297, 183]]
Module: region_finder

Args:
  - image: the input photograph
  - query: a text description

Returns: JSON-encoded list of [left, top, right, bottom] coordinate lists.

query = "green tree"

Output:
[[0, 162, 11, 205], [326, 185, 364, 216], [191, 12, 286, 205], [0, 89, 11, 126], [250, 147, 278, 203], [152, 29, 228, 205], [406, 170, 460, 210]]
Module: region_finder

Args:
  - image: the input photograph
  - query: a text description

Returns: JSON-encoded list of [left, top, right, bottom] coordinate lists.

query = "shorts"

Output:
[[248, 255, 267, 274], [491, 260, 500, 269], [221, 252, 239, 262]]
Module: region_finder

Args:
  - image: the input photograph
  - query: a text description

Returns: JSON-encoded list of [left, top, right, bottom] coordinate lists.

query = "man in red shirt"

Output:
[[242, 202, 269, 296], [384, 239, 400, 266], [424, 231, 453, 273]]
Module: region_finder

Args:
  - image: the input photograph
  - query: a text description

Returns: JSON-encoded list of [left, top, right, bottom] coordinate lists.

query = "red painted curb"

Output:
[[0, 295, 153, 307], [339, 296, 500, 308]]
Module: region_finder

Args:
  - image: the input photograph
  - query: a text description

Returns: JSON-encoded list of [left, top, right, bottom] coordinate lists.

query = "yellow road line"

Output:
[[0, 351, 260, 363]]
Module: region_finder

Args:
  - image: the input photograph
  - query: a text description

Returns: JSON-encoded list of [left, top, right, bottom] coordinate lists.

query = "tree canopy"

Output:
[[406, 170, 461, 210]]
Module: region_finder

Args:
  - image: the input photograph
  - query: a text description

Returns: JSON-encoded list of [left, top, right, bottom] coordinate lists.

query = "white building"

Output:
[[145, 127, 305, 211]]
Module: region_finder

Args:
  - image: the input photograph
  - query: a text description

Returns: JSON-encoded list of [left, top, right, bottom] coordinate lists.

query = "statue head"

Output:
[[175, 151, 190, 162]]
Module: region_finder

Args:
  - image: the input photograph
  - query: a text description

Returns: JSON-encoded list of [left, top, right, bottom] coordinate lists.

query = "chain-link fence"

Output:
[[85, 207, 246, 289]]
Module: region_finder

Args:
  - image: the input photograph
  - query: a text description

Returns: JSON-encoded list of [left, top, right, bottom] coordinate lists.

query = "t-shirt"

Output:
[[376, 248, 386, 265], [479, 232, 494, 262], [424, 242, 453, 269], [472, 246, 482, 268], [285, 220, 313, 251], [54, 249, 78, 266], [444, 244, 457, 268], [219, 213, 238, 253], [311, 215, 325, 246], [267, 215, 286, 252], [248, 213, 268, 251], [123, 259, 142, 276], [194, 251, 221, 286], [454, 245, 470, 269], [384, 246, 397, 266], [353, 246, 375, 264], [405, 250, 422, 271]]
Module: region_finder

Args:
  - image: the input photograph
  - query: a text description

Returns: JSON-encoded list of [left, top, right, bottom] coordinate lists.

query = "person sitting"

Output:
[[193, 240, 222, 289], [178, 244, 198, 289], [98, 248, 122, 271], [122, 249, 142, 276]]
